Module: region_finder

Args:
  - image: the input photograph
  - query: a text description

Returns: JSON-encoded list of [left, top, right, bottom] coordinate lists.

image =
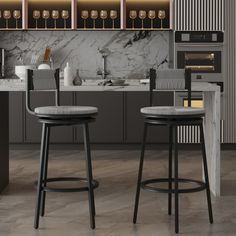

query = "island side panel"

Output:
[[203, 90, 221, 197], [0, 92, 9, 193]]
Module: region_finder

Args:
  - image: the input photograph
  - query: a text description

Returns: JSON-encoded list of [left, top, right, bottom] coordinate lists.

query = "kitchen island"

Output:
[[0, 80, 221, 196]]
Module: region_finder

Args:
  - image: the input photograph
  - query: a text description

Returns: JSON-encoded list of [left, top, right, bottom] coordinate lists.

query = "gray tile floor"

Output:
[[0, 149, 235, 236]]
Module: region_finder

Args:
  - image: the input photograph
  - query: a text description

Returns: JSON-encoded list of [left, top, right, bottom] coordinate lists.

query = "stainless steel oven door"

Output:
[[175, 43, 224, 82]]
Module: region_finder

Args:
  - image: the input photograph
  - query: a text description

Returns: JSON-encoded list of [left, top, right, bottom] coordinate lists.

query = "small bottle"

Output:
[[73, 69, 83, 86], [64, 62, 73, 86], [49, 56, 54, 69]]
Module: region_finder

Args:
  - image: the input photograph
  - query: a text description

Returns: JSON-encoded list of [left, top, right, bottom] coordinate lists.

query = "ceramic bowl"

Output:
[[15, 65, 35, 81], [111, 78, 126, 85]]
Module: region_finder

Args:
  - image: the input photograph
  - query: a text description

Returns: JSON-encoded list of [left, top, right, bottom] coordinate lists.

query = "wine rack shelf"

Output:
[[0, 0, 173, 30]]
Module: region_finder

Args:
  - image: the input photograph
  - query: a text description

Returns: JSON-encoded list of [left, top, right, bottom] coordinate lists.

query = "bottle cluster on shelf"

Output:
[[80, 10, 118, 29], [0, 9, 21, 29], [129, 9, 166, 29]]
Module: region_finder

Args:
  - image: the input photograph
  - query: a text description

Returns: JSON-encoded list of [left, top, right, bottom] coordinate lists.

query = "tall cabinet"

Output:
[[224, 0, 236, 143], [175, 0, 225, 31]]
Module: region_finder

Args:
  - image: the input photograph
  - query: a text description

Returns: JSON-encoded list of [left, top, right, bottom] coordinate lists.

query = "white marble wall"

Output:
[[0, 31, 170, 79]]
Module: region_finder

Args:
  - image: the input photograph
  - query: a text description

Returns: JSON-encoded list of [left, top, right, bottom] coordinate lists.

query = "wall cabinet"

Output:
[[0, 0, 23, 30], [0, 0, 173, 31]]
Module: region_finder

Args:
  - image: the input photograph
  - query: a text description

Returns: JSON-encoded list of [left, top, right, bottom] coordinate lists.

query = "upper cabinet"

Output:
[[0, 0, 23, 30], [125, 0, 173, 30], [76, 0, 121, 30], [175, 0, 225, 31], [27, 0, 72, 30], [0, 0, 173, 30]]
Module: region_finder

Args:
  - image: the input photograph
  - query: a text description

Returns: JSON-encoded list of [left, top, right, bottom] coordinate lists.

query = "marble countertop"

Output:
[[0, 79, 221, 92]]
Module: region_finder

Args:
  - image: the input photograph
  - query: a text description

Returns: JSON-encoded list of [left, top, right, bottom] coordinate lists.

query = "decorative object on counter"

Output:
[[33, 10, 40, 29], [3, 10, 11, 29], [73, 69, 83, 86], [111, 78, 126, 86], [61, 10, 69, 29], [129, 10, 137, 29], [15, 65, 34, 81], [148, 10, 156, 29], [52, 10, 59, 29], [38, 64, 50, 70], [34, 47, 53, 70], [158, 10, 166, 29], [100, 10, 108, 29], [139, 10, 146, 30], [110, 10, 117, 29], [13, 10, 21, 29], [97, 78, 127, 86], [81, 10, 89, 29], [64, 62, 73, 86], [43, 47, 51, 64], [91, 10, 98, 29], [42, 10, 50, 29]]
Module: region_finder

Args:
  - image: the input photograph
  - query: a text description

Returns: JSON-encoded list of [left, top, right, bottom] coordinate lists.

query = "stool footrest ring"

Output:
[[34, 177, 99, 193], [141, 178, 206, 194]]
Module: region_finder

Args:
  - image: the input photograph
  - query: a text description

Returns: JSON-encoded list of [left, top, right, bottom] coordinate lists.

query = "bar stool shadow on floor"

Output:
[[133, 69, 213, 234], [26, 69, 99, 229]]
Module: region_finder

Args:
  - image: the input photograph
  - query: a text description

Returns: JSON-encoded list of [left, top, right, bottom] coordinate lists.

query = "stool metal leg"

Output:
[[168, 125, 173, 215], [200, 123, 213, 224], [83, 123, 96, 229], [133, 123, 148, 224], [40, 126, 50, 217], [173, 125, 179, 234], [34, 123, 47, 229]]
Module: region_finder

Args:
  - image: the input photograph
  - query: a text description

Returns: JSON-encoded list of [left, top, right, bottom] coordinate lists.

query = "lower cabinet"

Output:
[[9, 91, 173, 144], [125, 92, 174, 143], [75, 92, 124, 143], [24, 92, 74, 143], [9, 92, 24, 143]]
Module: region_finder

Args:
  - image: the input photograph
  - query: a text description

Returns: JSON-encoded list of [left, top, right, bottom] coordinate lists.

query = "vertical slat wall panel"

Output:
[[175, 0, 225, 31], [224, 0, 236, 143]]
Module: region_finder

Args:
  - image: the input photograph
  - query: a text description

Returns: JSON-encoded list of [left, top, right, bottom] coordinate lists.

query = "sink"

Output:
[[15, 65, 35, 81]]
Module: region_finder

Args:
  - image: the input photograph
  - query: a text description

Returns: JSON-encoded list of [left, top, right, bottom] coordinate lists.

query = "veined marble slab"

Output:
[[0, 79, 220, 92], [0, 31, 169, 79]]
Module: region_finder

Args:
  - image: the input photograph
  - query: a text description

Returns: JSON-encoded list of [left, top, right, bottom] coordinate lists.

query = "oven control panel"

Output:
[[175, 31, 224, 43]]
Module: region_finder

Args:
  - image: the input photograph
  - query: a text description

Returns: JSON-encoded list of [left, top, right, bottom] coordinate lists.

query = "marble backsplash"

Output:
[[0, 30, 170, 79]]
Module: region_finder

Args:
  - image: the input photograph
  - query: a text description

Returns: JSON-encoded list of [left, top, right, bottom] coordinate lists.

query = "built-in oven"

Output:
[[174, 32, 224, 143], [174, 31, 224, 86]]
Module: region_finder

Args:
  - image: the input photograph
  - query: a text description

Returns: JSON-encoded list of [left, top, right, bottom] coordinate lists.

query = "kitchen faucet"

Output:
[[97, 48, 110, 80]]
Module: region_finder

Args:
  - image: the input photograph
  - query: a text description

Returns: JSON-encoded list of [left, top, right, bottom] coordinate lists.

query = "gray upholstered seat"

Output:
[[35, 106, 98, 116], [141, 106, 205, 116]]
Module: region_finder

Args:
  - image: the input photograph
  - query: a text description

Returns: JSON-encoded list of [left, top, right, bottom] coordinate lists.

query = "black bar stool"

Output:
[[133, 69, 213, 233], [26, 69, 99, 229]]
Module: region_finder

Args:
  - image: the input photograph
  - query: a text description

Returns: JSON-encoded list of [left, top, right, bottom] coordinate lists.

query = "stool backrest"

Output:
[[26, 68, 60, 115], [149, 68, 192, 107]]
